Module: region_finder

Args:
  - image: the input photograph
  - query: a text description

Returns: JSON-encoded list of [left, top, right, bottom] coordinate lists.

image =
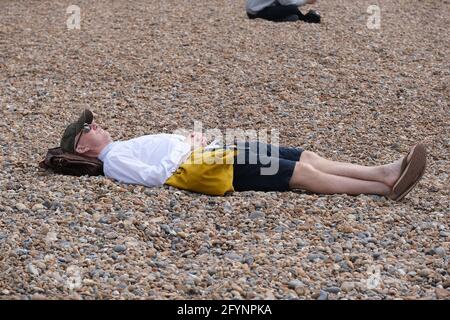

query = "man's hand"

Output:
[[185, 131, 207, 149]]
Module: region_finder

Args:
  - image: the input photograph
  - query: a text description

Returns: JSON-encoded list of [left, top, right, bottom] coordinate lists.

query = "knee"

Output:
[[296, 161, 318, 177], [300, 150, 318, 164], [289, 161, 319, 188]]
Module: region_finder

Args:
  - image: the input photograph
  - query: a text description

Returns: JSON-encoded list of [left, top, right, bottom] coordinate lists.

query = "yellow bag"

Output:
[[164, 147, 238, 196]]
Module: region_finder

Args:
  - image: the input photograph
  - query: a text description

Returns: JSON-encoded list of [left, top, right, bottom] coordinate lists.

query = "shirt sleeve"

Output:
[[170, 134, 188, 142], [103, 154, 169, 187]]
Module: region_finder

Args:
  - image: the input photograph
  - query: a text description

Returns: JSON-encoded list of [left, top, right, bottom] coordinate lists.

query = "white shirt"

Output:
[[246, 0, 308, 15], [98, 134, 192, 187]]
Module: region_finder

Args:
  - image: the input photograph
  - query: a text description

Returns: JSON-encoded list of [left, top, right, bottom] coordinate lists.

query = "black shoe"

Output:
[[276, 14, 300, 22], [302, 10, 321, 23]]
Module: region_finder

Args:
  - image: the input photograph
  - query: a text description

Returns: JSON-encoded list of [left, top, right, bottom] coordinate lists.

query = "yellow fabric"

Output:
[[164, 147, 238, 196]]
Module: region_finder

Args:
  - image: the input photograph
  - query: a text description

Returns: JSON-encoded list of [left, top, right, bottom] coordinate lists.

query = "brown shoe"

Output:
[[388, 144, 427, 201]]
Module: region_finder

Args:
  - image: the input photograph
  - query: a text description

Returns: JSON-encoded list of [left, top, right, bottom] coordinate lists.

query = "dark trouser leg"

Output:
[[250, 5, 304, 22], [232, 141, 305, 192], [236, 141, 303, 161]]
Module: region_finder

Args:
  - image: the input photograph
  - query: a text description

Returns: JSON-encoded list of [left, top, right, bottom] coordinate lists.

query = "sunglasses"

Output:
[[74, 123, 91, 151]]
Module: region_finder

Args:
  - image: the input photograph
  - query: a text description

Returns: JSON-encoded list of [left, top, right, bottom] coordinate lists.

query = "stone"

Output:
[[224, 252, 242, 261], [324, 286, 341, 294], [434, 247, 446, 257], [31, 294, 47, 300], [181, 250, 194, 257], [435, 288, 450, 299], [44, 232, 58, 243], [317, 290, 328, 300], [177, 231, 187, 239], [372, 252, 382, 260], [27, 264, 39, 276], [341, 282, 355, 293], [223, 202, 233, 213], [288, 279, 304, 290], [338, 224, 354, 233], [397, 269, 406, 276], [419, 268, 433, 278], [308, 253, 327, 262], [105, 232, 118, 240], [249, 211, 265, 220], [15, 203, 28, 211], [343, 241, 353, 250], [32, 204, 44, 211], [113, 244, 127, 253]]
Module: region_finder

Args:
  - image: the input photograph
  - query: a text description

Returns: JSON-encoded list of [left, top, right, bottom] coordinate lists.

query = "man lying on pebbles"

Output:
[[246, 0, 321, 23], [60, 109, 427, 201]]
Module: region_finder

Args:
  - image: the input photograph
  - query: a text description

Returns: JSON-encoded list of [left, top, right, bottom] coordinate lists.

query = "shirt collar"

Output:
[[98, 141, 115, 161]]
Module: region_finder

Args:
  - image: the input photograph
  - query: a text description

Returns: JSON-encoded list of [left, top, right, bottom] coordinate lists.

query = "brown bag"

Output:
[[39, 147, 104, 176]]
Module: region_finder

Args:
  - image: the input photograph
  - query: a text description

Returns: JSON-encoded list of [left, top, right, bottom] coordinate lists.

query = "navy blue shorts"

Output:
[[232, 141, 304, 192]]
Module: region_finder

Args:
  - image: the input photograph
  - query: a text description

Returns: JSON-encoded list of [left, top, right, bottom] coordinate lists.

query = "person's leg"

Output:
[[299, 150, 402, 187], [255, 4, 303, 22], [233, 148, 299, 192], [289, 162, 391, 196], [233, 146, 391, 195]]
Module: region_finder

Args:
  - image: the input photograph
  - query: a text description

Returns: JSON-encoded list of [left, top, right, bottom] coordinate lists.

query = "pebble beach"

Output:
[[0, 0, 449, 300]]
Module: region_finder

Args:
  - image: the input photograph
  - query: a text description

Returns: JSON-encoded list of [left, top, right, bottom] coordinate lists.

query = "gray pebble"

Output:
[[15, 248, 29, 256], [242, 254, 254, 265], [274, 225, 288, 233], [288, 279, 304, 290], [372, 252, 382, 260], [324, 286, 341, 294], [113, 244, 127, 253], [117, 283, 127, 290], [105, 232, 118, 239], [27, 263, 39, 276], [341, 282, 356, 293], [223, 202, 233, 213], [197, 246, 210, 255], [339, 261, 352, 272], [308, 253, 327, 262], [296, 239, 308, 248], [434, 247, 446, 257], [317, 290, 328, 300], [249, 211, 265, 220], [224, 252, 242, 261], [99, 216, 111, 224], [161, 224, 177, 236]]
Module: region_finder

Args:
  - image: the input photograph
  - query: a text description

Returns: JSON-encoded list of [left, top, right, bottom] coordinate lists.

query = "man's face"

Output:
[[74, 121, 112, 153]]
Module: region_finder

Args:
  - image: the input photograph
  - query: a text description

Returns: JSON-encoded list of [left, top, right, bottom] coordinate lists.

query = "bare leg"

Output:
[[289, 162, 391, 196], [300, 151, 402, 187]]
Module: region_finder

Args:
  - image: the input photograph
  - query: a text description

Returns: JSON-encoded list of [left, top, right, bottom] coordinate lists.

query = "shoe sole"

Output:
[[389, 144, 427, 201]]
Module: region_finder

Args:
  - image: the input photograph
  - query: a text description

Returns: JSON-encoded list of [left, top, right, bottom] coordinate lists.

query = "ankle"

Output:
[[380, 183, 392, 196], [378, 164, 393, 186]]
